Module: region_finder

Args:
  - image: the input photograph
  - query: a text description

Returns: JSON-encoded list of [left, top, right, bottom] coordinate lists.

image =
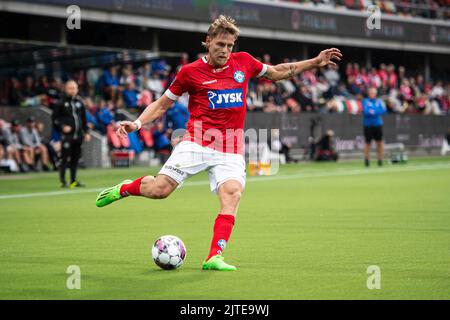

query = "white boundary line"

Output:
[[0, 162, 449, 200]]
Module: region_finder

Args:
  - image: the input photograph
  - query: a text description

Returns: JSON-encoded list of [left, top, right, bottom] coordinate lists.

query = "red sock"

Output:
[[206, 214, 235, 261], [120, 176, 145, 197]]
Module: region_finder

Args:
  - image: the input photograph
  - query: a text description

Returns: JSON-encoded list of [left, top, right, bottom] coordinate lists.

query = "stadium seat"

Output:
[[139, 127, 154, 148], [107, 124, 130, 149]]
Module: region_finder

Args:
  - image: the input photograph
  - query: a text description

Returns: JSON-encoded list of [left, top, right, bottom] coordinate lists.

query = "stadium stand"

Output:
[[276, 0, 450, 20], [1, 53, 448, 172], [1, 56, 448, 116]]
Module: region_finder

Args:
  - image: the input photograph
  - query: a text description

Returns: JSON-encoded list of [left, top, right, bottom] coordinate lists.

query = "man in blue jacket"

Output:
[[165, 101, 189, 131], [362, 87, 386, 167]]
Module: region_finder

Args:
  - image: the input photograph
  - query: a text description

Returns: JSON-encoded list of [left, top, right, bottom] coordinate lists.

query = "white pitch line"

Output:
[[0, 187, 105, 200], [0, 162, 449, 200]]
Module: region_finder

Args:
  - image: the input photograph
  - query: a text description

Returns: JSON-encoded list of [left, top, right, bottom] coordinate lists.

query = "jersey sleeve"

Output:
[[239, 52, 268, 78], [165, 66, 189, 100]]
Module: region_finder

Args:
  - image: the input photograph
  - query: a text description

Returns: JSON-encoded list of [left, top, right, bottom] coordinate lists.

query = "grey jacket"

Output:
[[20, 127, 41, 148]]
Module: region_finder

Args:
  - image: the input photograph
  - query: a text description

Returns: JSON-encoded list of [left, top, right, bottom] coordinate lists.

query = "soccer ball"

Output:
[[151, 235, 186, 270]]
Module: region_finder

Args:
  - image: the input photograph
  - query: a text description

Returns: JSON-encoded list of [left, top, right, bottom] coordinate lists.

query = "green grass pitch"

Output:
[[0, 157, 449, 299]]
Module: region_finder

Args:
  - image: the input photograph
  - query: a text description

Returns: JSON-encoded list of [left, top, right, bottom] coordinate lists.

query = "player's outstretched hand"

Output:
[[316, 48, 342, 69], [116, 121, 138, 138]]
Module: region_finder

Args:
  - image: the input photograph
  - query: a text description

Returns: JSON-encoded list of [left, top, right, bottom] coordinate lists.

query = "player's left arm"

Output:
[[262, 48, 342, 82]]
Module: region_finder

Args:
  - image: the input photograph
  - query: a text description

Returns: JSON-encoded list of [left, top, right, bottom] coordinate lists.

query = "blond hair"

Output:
[[202, 15, 240, 48]]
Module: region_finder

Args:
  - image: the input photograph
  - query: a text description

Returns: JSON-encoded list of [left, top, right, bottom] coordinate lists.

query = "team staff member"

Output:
[[52, 80, 91, 188], [363, 87, 386, 167]]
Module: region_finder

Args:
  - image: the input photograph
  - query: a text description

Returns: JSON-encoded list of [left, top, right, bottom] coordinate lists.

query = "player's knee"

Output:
[[150, 185, 173, 199], [141, 176, 174, 199], [224, 186, 242, 203]]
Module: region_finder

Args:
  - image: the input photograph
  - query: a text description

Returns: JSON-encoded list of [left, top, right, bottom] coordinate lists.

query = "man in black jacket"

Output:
[[52, 80, 91, 188], [316, 130, 338, 161]]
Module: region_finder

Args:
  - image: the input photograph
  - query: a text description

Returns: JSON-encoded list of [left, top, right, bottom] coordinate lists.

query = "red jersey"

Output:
[[165, 52, 267, 154]]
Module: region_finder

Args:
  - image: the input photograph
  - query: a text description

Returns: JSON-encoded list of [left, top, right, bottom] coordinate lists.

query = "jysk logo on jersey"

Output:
[[207, 89, 244, 109], [233, 70, 245, 83]]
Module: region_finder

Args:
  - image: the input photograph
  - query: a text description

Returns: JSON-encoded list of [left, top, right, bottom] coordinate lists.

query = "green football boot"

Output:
[[95, 180, 132, 208], [202, 255, 237, 271]]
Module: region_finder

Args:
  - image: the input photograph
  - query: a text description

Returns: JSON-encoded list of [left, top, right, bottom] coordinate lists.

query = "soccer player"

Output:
[[96, 15, 342, 271], [362, 87, 386, 167]]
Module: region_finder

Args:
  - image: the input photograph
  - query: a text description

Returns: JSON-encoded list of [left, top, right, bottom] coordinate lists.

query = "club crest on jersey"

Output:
[[233, 70, 245, 83], [207, 89, 244, 109]]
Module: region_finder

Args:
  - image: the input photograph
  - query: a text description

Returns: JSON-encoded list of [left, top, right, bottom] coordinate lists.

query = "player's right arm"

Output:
[[116, 94, 175, 137]]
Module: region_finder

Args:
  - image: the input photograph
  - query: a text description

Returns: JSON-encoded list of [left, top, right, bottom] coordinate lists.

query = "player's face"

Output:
[[368, 88, 377, 99], [207, 32, 235, 67]]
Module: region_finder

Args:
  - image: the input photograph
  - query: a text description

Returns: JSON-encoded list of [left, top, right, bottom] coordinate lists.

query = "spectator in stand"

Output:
[[247, 83, 264, 112], [35, 120, 58, 171], [97, 100, 116, 134], [36, 76, 50, 96], [86, 66, 102, 97], [347, 74, 362, 97], [120, 64, 136, 87], [386, 64, 398, 89], [398, 65, 406, 86], [399, 78, 414, 112], [44, 78, 63, 110], [146, 73, 165, 99], [99, 65, 120, 101], [323, 64, 340, 96], [165, 101, 190, 131], [151, 58, 170, 78], [8, 78, 23, 106], [1, 120, 19, 171], [0, 119, 21, 172], [357, 67, 370, 89], [138, 62, 152, 88], [153, 120, 172, 163], [293, 84, 316, 112], [137, 89, 153, 110], [22, 76, 37, 100], [122, 81, 140, 110], [9, 120, 35, 171], [84, 97, 101, 132], [368, 67, 382, 89], [431, 80, 445, 100], [386, 89, 405, 113], [378, 63, 388, 88], [19, 117, 51, 171], [416, 74, 425, 93], [262, 83, 285, 113], [345, 62, 354, 78], [337, 82, 351, 98]]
